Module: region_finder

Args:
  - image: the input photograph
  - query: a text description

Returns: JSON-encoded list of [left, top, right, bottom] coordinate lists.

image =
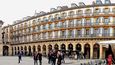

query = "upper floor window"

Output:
[[85, 19, 91, 26], [55, 14, 60, 20], [49, 24, 53, 29], [76, 19, 82, 25], [112, 8, 115, 13], [104, 17, 110, 25], [49, 15, 53, 21], [94, 8, 100, 13], [95, 18, 101, 25], [103, 8, 110, 13], [85, 9, 91, 14], [69, 11, 74, 17], [37, 18, 41, 23], [77, 10, 83, 15], [61, 12, 67, 18], [43, 17, 48, 22], [32, 20, 36, 25]]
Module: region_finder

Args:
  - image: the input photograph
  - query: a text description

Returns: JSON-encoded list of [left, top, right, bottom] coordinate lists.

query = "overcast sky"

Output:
[[0, 0, 115, 26]]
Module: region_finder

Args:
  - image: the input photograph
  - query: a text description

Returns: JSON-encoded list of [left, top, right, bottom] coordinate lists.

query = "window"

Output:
[[77, 19, 82, 26], [69, 11, 74, 17], [104, 18, 110, 25], [94, 8, 100, 13], [49, 15, 53, 21], [77, 30, 81, 37], [95, 18, 101, 25], [43, 17, 48, 22], [49, 24, 53, 29], [112, 8, 115, 13], [55, 14, 60, 20], [104, 8, 110, 13], [77, 10, 83, 15], [61, 12, 67, 18], [85, 9, 91, 14]]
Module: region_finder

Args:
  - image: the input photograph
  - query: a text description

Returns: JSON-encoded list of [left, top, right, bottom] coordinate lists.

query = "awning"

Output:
[[97, 40, 115, 48], [97, 40, 115, 45]]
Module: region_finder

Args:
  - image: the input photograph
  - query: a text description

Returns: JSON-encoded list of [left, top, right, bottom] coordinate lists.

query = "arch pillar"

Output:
[[9, 45, 12, 56], [65, 43, 68, 51], [81, 43, 84, 53], [90, 44, 93, 59], [52, 43, 54, 50], [99, 44, 102, 59], [46, 45, 48, 55], [73, 43, 76, 51], [58, 43, 61, 50], [26, 46, 29, 54], [40, 45, 43, 53]]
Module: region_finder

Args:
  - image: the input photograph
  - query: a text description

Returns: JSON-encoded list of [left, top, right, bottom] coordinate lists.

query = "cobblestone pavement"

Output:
[[0, 56, 80, 65], [0, 56, 107, 65]]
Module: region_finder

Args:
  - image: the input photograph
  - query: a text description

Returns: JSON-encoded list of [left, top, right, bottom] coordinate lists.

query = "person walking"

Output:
[[61, 52, 65, 63], [57, 51, 62, 65], [18, 50, 22, 63], [48, 51, 51, 64], [33, 51, 39, 65], [38, 52, 42, 65], [51, 50, 57, 65], [107, 54, 112, 65]]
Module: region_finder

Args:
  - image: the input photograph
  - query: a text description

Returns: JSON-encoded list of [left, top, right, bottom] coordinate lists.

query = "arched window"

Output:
[[104, 17, 110, 25], [61, 12, 67, 18], [69, 11, 74, 17], [95, 17, 101, 25], [55, 14, 60, 20], [49, 15, 53, 21], [85, 9, 91, 14], [43, 17, 48, 22], [84, 43, 90, 59], [93, 44, 100, 59], [104, 8, 110, 13]]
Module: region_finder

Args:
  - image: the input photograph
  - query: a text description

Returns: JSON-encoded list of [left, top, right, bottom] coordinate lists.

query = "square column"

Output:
[[0, 44, 3, 56], [90, 44, 93, 59], [99, 44, 103, 59]]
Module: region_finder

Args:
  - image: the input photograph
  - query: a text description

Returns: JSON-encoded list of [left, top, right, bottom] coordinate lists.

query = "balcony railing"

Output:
[[12, 33, 115, 44]]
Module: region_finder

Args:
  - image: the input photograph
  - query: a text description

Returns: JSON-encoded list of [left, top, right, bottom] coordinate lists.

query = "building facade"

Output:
[[2, 0, 115, 59]]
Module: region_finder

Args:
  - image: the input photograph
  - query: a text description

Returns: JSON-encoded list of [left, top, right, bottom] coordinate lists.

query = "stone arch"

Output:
[[48, 44, 52, 51], [11, 47, 14, 56], [84, 43, 90, 59], [18, 46, 19, 51], [93, 44, 100, 59], [37, 45, 41, 52], [20, 46, 24, 55], [68, 43, 73, 56], [76, 43, 82, 54], [3, 46, 9, 56], [24, 46, 27, 56], [42, 45, 46, 55], [14, 47, 17, 55], [61, 44, 66, 53], [33, 45, 36, 53], [28, 46, 32, 56], [21, 46, 23, 50], [54, 44, 59, 50], [54, 44, 59, 53]]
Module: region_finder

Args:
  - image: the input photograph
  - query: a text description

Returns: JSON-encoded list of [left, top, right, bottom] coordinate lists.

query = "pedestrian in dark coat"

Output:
[[33, 51, 39, 65], [51, 51, 57, 65], [18, 51, 22, 63], [38, 52, 42, 65], [57, 51, 62, 65], [48, 51, 51, 64]]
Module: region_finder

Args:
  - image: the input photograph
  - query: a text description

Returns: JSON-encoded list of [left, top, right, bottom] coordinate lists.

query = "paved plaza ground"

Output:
[[0, 56, 103, 65]]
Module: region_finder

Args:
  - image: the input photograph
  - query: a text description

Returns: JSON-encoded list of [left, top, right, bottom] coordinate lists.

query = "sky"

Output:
[[0, 0, 115, 26]]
